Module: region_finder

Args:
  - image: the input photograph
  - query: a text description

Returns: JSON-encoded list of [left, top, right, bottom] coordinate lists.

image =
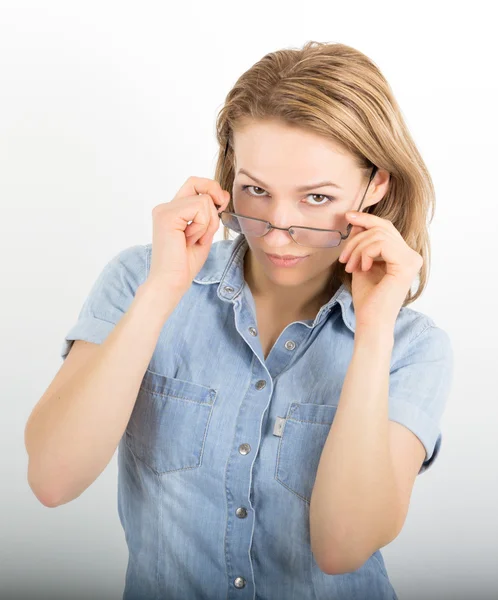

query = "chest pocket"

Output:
[[124, 369, 217, 475], [275, 402, 338, 504]]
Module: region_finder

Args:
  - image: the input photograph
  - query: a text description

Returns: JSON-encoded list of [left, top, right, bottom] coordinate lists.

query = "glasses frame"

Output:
[[217, 138, 378, 248]]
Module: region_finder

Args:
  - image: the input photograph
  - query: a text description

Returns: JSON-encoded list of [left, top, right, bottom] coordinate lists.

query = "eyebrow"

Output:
[[237, 168, 343, 192]]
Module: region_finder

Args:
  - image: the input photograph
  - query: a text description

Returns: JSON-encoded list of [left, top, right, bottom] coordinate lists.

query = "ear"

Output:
[[363, 168, 390, 210]]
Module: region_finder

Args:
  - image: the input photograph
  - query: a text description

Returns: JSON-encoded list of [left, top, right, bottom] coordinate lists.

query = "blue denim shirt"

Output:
[[61, 233, 453, 600]]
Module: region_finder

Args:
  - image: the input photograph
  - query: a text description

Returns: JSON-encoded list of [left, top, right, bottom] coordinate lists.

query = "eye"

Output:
[[241, 185, 336, 207], [306, 194, 336, 206], [242, 185, 268, 197]]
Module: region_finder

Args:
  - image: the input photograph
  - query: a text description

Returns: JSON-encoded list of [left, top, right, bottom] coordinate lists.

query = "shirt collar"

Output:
[[193, 234, 356, 334]]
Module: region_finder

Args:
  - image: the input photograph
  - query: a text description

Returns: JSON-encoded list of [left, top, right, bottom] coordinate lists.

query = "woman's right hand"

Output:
[[146, 176, 231, 295]]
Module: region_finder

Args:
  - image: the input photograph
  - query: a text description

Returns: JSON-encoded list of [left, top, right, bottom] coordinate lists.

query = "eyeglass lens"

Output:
[[220, 213, 342, 248]]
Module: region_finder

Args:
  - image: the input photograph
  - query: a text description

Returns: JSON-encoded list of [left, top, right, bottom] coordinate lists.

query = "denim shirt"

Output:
[[61, 233, 453, 600]]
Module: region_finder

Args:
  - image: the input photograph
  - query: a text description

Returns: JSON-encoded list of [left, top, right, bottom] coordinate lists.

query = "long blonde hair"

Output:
[[214, 41, 435, 306]]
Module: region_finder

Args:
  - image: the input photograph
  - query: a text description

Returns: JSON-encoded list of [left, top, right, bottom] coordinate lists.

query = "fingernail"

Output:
[[347, 212, 358, 219]]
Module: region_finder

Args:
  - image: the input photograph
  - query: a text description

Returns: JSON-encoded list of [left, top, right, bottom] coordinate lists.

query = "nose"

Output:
[[263, 226, 295, 247], [261, 202, 299, 242], [263, 216, 299, 249], [256, 201, 303, 248]]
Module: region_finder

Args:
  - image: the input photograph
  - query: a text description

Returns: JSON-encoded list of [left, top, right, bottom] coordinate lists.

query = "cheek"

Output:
[[312, 247, 342, 267], [232, 190, 246, 212]]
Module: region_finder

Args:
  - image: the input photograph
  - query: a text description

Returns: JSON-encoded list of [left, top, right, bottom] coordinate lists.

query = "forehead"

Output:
[[232, 120, 357, 181]]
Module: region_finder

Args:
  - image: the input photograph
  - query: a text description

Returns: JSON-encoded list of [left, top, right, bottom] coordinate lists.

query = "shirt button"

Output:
[[284, 340, 296, 350], [223, 286, 235, 293], [239, 443, 251, 455], [236, 507, 248, 519], [255, 380, 266, 390], [234, 577, 246, 589], [248, 326, 258, 336]]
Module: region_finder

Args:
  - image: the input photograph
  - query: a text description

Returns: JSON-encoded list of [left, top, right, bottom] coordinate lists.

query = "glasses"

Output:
[[217, 139, 378, 248]]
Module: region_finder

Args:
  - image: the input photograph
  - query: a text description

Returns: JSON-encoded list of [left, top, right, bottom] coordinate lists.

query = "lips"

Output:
[[266, 253, 308, 259], [264, 252, 309, 268]]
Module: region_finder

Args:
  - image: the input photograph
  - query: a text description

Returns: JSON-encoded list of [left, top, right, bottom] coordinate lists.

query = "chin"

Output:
[[264, 270, 305, 283], [261, 260, 317, 284]]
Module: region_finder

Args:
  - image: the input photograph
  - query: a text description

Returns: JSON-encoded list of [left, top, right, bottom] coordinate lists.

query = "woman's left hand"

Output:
[[338, 211, 424, 333]]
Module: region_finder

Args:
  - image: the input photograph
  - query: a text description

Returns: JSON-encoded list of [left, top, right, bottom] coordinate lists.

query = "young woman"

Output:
[[25, 41, 453, 600]]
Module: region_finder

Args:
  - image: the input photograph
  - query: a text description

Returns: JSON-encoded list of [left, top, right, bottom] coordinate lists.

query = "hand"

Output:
[[338, 211, 423, 332], [147, 176, 231, 296]]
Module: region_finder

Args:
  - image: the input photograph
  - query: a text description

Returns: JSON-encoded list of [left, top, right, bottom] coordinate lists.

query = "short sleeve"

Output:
[[60, 244, 148, 360], [387, 324, 454, 474]]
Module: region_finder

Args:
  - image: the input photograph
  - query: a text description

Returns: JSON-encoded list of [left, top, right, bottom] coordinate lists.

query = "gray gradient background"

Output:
[[1, 1, 497, 599]]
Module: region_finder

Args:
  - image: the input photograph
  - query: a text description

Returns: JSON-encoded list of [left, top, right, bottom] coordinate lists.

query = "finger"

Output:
[[340, 229, 376, 263], [346, 211, 398, 234], [198, 193, 222, 246], [361, 252, 373, 272], [345, 236, 385, 272], [175, 176, 227, 209], [188, 192, 225, 247], [361, 241, 384, 271], [348, 224, 367, 240], [184, 195, 212, 246]]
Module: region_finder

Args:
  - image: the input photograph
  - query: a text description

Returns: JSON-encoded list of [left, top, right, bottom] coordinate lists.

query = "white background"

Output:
[[1, 1, 497, 598]]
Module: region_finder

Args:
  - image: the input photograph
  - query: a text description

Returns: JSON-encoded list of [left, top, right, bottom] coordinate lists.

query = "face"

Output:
[[231, 119, 382, 287]]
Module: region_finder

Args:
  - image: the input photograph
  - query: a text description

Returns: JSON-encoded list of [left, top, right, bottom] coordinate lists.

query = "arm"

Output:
[[310, 328, 405, 574], [24, 282, 184, 508], [310, 209, 450, 575]]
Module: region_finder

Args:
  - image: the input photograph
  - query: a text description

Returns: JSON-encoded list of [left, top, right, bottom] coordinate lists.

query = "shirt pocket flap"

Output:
[[139, 369, 216, 403], [125, 369, 217, 474]]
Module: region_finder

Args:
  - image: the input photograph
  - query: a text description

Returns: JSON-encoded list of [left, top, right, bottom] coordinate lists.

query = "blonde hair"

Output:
[[214, 41, 435, 306]]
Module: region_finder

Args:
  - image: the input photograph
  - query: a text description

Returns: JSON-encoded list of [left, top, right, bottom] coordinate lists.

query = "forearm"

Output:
[[310, 328, 399, 573], [25, 282, 183, 507]]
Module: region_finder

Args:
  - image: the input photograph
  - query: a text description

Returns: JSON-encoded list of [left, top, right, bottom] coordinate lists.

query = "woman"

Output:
[[25, 41, 454, 600]]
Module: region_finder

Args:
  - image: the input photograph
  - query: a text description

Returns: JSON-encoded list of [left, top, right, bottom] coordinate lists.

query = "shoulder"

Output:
[[110, 243, 148, 276], [388, 306, 454, 391], [394, 305, 452, 355], [88, 244, 149, 286], [84, 244, 148, 303]]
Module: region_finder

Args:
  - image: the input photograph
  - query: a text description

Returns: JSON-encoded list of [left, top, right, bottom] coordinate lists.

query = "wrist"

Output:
[[354, 326, 395, 348], [135, 280, 186, 317]]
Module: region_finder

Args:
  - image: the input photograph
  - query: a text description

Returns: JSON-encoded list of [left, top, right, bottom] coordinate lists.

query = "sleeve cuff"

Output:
[[388, 396, 442, 474], [60, 316, 117, 359]]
